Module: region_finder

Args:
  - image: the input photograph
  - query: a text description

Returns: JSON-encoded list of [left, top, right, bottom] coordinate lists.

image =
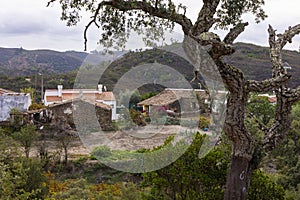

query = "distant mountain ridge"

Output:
[[0, 47, 89, 76], [0, 43, 299, 89]]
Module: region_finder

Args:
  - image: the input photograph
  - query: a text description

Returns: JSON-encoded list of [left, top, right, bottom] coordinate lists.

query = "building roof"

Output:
[[138, 88, 208, 106], [45, 89, 116, 102], [48, 98, 112, 110], [95, 102, 112, 110], [99, 92, 116, 101], [258, 94, 277, 103], [268, 96, 277, 103], [46, 96, 63, 103], [0, 88, 17, 95]]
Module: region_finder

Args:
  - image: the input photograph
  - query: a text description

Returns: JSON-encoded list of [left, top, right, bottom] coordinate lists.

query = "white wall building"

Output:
[[44, 85, 117, 120], [0, 88, 32, 122]]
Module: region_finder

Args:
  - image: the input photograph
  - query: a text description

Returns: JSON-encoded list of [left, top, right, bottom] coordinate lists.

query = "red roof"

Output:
[[46, 96, 62, 102], [98, 92, 115, 101], [268, 96, 277, 103], [45, 89, 115, 103]]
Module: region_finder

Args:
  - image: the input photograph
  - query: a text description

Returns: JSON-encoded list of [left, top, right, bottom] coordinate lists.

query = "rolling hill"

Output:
[[0, 42, 299, 93]]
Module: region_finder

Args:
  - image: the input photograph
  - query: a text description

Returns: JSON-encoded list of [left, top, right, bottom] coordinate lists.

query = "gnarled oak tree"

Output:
[[48, 0, 300, 199]]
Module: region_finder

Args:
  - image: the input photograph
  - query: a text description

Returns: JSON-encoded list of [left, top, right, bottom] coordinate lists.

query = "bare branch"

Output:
[[262, 24, 300, 151], [187, 33, 235, 59], [277, 24, 300, 48], [47, 0, 56, 7], [192, 0, 221, 36], [263, 121, 285, 151], [84, 2, 102, 51], [268, 24, 300, 77], [223, 22, 249, 44], [268, 25, 276, 48], [245, 74, 290, 93]]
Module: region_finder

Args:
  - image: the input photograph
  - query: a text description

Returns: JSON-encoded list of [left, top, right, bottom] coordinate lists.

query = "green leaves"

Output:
[[247, 170, 285, 200], [142, 133, 230, 200], [0, 133, 48, 199], [12, 124, 40, 158], [217, 0, 267, 28]]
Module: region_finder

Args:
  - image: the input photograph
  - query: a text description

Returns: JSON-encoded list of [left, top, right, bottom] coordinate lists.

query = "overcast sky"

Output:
[[0, 0, 299, 52]]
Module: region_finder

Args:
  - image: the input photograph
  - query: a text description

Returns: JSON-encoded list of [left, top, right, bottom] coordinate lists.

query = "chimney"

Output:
[[98, 84, 103, 94], [58, 85, 63, 97]]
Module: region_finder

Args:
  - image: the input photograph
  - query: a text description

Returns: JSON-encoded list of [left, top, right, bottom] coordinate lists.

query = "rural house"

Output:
[[0, 88, 31, 122], [44, 84, 117, 120], [25, 98, 114, 131], [138, 88, 209, 115]]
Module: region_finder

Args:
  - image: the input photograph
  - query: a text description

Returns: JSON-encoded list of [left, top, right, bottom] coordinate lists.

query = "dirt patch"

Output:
[[33, 125, 208, 159]]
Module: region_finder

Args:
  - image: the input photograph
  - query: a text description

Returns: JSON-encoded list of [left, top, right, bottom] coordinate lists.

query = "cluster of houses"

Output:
[[0, 84, 278, 129]]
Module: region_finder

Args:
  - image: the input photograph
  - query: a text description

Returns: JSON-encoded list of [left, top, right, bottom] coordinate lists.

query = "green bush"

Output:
[[247, 170, 285, 200], [141, 133, 230, 200], [92, 146, 112, 159]]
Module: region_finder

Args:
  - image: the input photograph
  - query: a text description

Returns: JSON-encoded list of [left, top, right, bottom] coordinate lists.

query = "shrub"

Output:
[[248, 170, 285, 200], [92, 146, 112, 159]]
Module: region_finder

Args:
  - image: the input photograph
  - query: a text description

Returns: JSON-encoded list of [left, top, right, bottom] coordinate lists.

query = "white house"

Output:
[[0, 88, 32, 122], [44, 85, 117, 120]]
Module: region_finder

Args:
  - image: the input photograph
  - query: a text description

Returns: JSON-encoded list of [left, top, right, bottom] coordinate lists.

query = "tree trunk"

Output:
[[64, 146, 68, 164], [224, 156, 254, 200], [221, 85, 257, 200], [25, 148, 30, 158]]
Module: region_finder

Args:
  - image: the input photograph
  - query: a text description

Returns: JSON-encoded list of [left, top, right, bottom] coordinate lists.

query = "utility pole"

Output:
[[39, 73, 44, 104]]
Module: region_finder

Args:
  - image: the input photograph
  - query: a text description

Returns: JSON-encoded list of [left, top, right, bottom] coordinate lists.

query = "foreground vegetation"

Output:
[[1, 97, 300, 199]]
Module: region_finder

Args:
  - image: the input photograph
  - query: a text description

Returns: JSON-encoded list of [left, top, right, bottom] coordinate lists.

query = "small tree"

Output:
[[10, 108, 24, 131], [12, 124, 40, 158], [57, 131, 74, 164], [0, 133, 48, 199]]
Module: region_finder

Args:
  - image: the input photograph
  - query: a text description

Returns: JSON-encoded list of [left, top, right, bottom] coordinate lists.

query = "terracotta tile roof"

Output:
[[45, 89, 115, 103], [62, 93, 80, 101], [47, 98, 112, 110], [95, 102, 112, 110], [268, 96, 277, 103], [138, 89, 208, 106], [98, 92, 115, 101], [46, 96, 62, 102]]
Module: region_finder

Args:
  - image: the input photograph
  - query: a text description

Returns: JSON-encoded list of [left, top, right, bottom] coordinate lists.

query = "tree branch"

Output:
[[277, 24, 300, 48], [102, 0, 193, 33], [83, 0, 193, 50], [46, 0, 56, 7], [245, 74, 290, 93], [192, 0, 221, 36], [84, 2, 102, 51], [263, 24, 300, 151], [247, 113, 269, 133], [223, 22, 249, 44]]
